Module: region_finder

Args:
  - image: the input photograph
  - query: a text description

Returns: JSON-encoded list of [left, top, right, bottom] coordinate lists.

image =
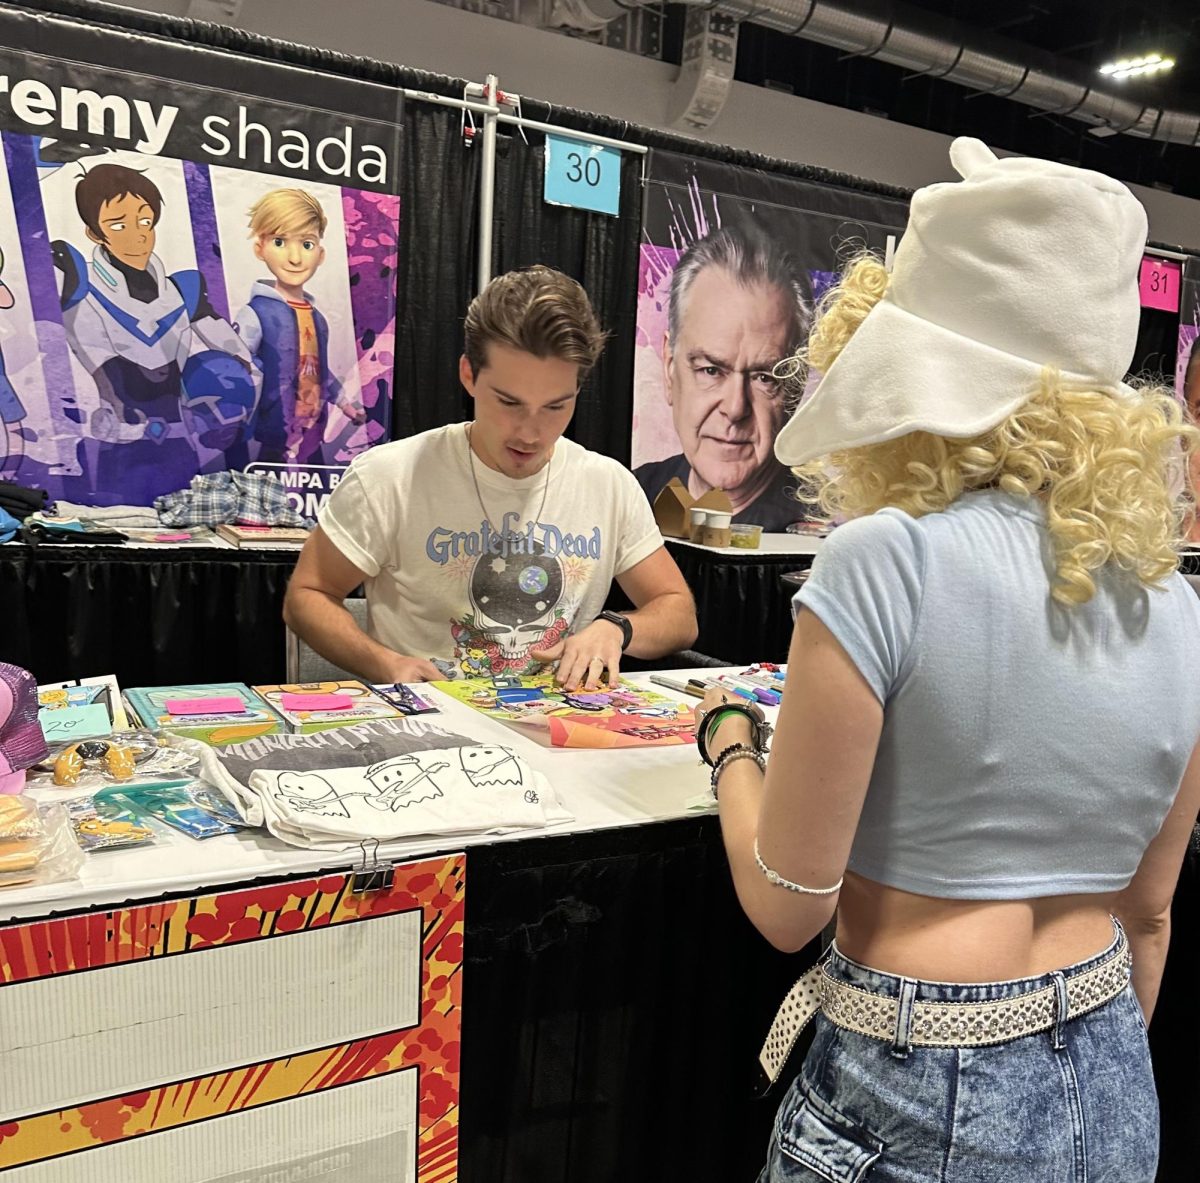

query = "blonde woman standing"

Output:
[[695, 139, 1200, 1181]]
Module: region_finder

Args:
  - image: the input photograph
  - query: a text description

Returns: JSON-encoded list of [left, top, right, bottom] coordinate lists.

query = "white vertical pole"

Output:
[[477, 73, 500, 293]]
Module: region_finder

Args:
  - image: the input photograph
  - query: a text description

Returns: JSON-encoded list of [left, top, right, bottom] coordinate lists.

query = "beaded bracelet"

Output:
[[754, 838, 843, 895], [710, 743, 766, 798]]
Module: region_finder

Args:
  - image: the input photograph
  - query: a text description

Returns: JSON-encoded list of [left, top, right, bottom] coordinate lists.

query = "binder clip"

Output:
[[350, 838, 394, 894]]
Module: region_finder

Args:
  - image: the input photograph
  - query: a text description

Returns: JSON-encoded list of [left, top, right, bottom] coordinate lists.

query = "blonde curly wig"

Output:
[[789, 255, 1200, 605]]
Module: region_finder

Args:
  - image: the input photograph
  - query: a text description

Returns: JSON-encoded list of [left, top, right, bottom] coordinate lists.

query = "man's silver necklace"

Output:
[[465, 424, 551, 534]]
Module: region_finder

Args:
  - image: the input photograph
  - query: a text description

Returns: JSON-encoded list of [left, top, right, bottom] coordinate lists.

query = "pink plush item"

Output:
[[0, 664, 48, 792]]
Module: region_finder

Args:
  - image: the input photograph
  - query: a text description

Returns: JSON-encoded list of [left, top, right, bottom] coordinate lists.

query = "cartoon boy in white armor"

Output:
[[51, 163, 257, 502]]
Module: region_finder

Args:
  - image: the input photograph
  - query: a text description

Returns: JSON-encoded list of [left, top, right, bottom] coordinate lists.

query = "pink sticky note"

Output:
[[154, 532, 193, 543], [1139, 256, 1181, 312], [166, 696, 246, 716], [281, 692, 353, 712]]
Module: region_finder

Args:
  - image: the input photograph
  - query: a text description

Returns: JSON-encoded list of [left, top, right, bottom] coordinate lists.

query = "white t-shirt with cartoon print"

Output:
[[318, 424, 663, 676]]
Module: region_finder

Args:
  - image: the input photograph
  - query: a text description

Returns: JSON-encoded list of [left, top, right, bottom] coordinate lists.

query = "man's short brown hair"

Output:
[[463, 266, 607, 379]]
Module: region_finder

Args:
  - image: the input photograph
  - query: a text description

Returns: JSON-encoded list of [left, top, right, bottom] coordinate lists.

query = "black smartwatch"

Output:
[[597, 610, 634, 651]]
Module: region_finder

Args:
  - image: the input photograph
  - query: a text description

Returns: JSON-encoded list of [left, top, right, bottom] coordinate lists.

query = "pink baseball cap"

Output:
[[0, 663, 48, 794]]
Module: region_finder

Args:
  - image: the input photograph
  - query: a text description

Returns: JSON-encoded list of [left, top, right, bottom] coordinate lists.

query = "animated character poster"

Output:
[[0, 5, 400, 509], [1176, 256, 1200, 406], [1175, 256, 1200, 543], [633, 151, 907, 532], [432, 672, 697, 748]]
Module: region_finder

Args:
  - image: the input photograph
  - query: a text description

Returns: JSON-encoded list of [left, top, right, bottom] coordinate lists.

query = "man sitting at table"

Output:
[[284, 265, 698, 688]]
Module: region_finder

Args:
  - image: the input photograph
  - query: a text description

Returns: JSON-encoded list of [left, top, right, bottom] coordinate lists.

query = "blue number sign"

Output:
[[544, 134, 621, 217]]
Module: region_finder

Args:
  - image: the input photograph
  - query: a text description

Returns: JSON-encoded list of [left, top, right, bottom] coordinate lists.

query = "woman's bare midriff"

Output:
[[835, 871, 1119, 982]]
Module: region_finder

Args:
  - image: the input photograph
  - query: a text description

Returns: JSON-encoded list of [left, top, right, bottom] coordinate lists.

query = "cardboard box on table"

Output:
[[651, 478, 734, 546]]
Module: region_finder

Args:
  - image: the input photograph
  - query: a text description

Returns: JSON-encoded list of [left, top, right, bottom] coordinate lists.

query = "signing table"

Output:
[[0, 673, 802, 1183], [2, 673, 1196, 1183]]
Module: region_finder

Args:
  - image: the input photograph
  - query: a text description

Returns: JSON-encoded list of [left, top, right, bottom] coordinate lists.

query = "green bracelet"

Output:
[[707, 708, 746, 734], [704, 708, 752, 749]]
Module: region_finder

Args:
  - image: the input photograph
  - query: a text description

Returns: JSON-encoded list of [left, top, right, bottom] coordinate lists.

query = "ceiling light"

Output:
[[1100, 53, 1175, 81]]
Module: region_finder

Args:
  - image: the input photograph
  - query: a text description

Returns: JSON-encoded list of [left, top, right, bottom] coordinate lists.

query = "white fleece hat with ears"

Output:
[[774, 137, 1149, 468]]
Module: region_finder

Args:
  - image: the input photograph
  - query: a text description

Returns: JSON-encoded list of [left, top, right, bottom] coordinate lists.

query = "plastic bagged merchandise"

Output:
[[65, 795, 158, 852], [26, 731, 200, 790], [103, 784, 240, 840], [189, 784, 254, 828], [0, 795, 85, 889]]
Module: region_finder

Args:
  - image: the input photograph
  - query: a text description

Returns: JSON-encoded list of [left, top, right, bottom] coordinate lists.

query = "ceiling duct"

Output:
[[669, 9, 739, 132], [716, 0, 1200, 144], [555, 0, 1200, 146]]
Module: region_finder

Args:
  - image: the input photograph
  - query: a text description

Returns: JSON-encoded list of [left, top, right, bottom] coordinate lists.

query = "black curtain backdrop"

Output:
[[16, 1, 1184, 465], [493, 136, 643, 465], [393, 120, 643, 464], [394, 100, 479, 440]]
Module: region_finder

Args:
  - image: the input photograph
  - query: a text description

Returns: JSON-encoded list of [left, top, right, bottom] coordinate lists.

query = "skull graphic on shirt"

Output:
[[453, 540, 568, 669]]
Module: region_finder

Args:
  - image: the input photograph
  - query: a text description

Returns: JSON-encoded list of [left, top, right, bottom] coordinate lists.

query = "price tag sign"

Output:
[[1139, 256, 1181, 312], [544, 134, 621, 216], [37, 703, 111, 743]]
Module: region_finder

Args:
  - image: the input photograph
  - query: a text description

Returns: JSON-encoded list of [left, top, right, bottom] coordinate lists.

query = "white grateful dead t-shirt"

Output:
[[319, 424, 662, 676]]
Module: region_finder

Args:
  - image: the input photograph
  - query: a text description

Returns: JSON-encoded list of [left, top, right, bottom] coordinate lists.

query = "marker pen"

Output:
[[649, 675, 706, 699], [717, 674, 781, 705]]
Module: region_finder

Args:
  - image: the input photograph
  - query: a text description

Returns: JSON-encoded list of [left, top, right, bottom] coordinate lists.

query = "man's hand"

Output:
[[376, 655, 442, 684], [530, 618, 625, 690]]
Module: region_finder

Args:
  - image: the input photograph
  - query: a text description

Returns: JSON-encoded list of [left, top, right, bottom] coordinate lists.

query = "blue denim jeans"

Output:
[[760, 924, 1158, 1182]]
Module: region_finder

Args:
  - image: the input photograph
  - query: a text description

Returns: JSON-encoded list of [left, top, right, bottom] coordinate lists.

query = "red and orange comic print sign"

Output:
[[0, 855, 464, 1181]]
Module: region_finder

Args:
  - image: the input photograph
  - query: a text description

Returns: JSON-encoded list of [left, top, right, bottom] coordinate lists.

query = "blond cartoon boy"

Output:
[[237, 189, 365, 465]]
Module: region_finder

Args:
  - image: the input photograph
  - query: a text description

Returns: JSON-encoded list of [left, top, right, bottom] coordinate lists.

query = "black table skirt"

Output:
[[1150, 827, 1200, 1182], [2, 538, 802, 688], [665, 541, 812, 665], [459, 817, 816, 1183], [10, 539, 1189, 684], [1, 543, 296, 687]]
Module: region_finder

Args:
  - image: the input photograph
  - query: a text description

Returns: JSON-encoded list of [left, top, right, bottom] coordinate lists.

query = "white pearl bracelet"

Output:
[[754, 838, 843, 896], [710, 744, 766, 797]]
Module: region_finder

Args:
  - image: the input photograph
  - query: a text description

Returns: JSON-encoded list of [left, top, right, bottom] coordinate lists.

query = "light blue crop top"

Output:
[[795, 489, 1200, 899]]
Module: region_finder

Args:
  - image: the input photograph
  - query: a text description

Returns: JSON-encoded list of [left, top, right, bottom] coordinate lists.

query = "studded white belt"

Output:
[[759, 929, 1132, 1087]]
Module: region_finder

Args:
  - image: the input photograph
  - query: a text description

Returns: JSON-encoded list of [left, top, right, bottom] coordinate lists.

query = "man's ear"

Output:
[[459, 354, 477, 397], [252, 237, 264, 262], [662, 332, 675, 408], [85, 226, 103, 247]]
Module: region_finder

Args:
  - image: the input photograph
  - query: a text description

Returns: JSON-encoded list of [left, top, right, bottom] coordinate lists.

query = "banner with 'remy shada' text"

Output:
[[0, 4, 401, 508]]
